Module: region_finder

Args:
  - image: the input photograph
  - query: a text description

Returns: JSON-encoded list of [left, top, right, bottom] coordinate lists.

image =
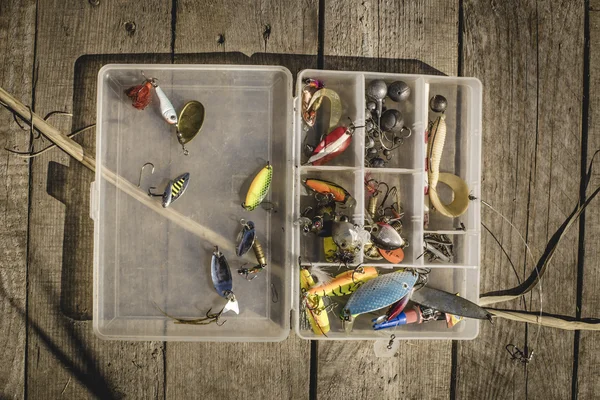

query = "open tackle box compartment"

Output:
[[92, 65, 482, 342]]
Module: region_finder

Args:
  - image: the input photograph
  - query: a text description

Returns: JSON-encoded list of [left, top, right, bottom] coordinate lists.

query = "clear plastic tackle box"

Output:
[[92, 65, 482, 342]]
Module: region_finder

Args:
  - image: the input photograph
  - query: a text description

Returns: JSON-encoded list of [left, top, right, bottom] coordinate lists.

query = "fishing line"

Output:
[[480, 199, 543, 359]]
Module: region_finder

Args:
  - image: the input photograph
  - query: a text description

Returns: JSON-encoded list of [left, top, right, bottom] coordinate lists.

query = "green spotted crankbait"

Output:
[[148, 172, 190, 208]]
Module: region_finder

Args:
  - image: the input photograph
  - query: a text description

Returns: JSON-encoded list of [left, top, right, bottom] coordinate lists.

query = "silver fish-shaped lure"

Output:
[[371, 222, 405, 250], [211, 247, 239, 314], [341, 270, 418, 332], [410, 286, 491, 321]]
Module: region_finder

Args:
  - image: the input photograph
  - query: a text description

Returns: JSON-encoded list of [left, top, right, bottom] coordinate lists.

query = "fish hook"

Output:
[[138, 162, 155, 187], [152, 302, 221, 325]]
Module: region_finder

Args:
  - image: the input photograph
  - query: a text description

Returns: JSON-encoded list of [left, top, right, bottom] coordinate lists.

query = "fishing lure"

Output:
[[125, 80, 153, 110], [427, 107, 469, 217], [147, 172, 190, 208], [373, 305, 423, 330], [363, 242, 384, 260], [125, 74, 178, 125], [242, 162, 273, 211], [306, 125, 355, 166], [238, 237, 267, 280], [152, 245, 238, 325], [307, 267, 378, 297], [236, 219, 256, 257], [411, 286, 492, 321], [323, 236, 338, 262], [306, 88, 343, 131], [175, 100, 205, 155], [370, 222, 405, 250], [331, 221, 363, 252], [379, 247, 405, 264], [211, 246, 239, 315], [300, 267, 330, 335], [373, 291, 412, 325], [303, 178, 354, 205], [301, 79, 325, 126], [341, 270, 418, 332]]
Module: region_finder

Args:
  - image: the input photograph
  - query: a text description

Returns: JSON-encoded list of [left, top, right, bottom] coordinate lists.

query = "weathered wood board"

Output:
[[25, 1, 171, 398], [0, 0, 36, 398], [578, 1, 600, 399], [458, 1, 584, 399]]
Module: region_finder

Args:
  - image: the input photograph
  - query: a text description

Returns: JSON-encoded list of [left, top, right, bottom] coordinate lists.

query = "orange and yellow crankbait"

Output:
[[300, 268, 330, 335], [242, 162, 273, 211], [303, 178, 353, 204]]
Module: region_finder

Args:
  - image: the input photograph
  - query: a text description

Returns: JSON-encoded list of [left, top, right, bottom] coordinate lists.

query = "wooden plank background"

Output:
[[0, 0, 597, 399]]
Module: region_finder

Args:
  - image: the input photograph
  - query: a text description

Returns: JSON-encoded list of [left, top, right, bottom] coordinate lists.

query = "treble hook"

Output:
[[205, 307, 228, 326], [138, 162, 155, 187]]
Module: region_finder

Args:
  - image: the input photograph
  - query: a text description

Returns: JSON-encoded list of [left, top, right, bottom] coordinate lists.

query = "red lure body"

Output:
[[308, 126, 352, 166], [387, 292, 411, 321], [125, 81, 153, 110]]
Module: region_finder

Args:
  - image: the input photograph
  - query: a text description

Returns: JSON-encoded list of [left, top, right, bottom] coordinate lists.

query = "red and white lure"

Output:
[[306, 125, 355, 166], [125, 72, 178, 125]]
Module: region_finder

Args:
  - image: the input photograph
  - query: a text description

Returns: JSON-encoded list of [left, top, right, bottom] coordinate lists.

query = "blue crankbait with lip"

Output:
[[341, 270, 418, 332], [211, 246, 239, 314], [236, 220, 256, 257]]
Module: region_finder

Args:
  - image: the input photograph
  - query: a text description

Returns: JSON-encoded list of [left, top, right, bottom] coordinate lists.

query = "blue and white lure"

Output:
[[152, 245, 238, 325], [211, 246, 239, 315], [341, 269, 418, 332]]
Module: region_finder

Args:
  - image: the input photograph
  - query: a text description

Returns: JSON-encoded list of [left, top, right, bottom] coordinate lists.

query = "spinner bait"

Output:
[[303, 178, 354, 205], [307, 267, 378, 297], [370, 222, 405, 250], [300, 267, 330, 335], [306, 125, 355, 166], [411, 286, 492, 321], [238, 237, 267, 280], [211, 246, 239, 315], [236, 219, 256, 257], [341, 270, 418, 332], [242, 162, 273, 211], [152, 245, 238, 325], [147, 172, 190, 208], [125, 73, 178, 125]]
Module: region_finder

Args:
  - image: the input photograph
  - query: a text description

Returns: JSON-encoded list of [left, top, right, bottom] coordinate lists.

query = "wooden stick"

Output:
[[0, 86, 241, 256]]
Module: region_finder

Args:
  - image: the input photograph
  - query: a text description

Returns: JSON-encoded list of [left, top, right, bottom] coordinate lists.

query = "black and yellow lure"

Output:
[[148, 172, 190, 208]]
